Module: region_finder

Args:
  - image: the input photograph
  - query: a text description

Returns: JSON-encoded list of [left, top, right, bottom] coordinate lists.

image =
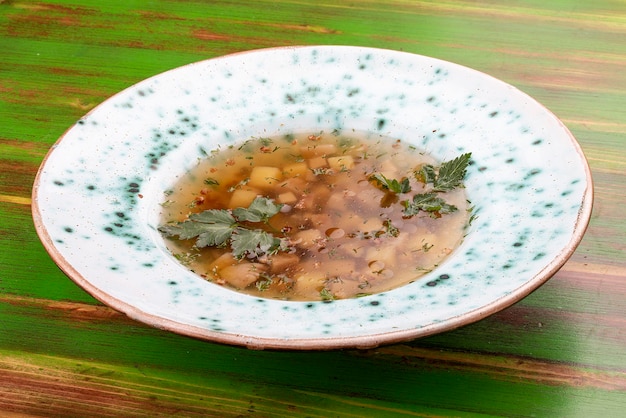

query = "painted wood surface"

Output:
[[1, 0, 625, 416]]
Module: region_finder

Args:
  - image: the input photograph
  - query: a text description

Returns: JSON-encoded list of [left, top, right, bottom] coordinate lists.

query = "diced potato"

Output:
[[353, 188, 385, 211], [283, 162, 308, 178], [248, 166, 283, 189], [320, 260, 356, 277], [328, 155, 355, 171], [312, 184, 332, 206], [294, 184, 330, 211], [366, 244, 397, 267], [219, 262, 267, 289], [268, 253, 300, 273], [307, 156, 327, 169], [326, 191, 347, 211], [336, 213, 369, 232], [377, 159, 399, 179], [309, 213, 333, 230], [228, 189, 258, 209], [277, 191, 298, 204], [300, 143, 337, 158], [339, 242, 366, 258], [326, 277, 363, 299], [365, 233, 408, 267], [277, 177, 308, 196], [207, 252, 236, 273], [292, 270, 327, 296], [293, 229, 323, 248]]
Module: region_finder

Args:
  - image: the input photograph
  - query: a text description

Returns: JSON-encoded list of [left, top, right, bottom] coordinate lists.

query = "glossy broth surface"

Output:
[[159, 132, 470, 301]]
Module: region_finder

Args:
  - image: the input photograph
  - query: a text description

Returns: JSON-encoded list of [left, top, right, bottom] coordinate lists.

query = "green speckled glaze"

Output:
[[32, 46, 592, 350]]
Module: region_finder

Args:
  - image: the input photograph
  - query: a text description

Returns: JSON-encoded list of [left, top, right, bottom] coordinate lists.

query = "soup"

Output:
[[159, 131, 471, 301]]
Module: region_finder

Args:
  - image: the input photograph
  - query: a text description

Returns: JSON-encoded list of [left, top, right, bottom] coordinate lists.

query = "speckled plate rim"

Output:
[[32, 45, 593, 350]]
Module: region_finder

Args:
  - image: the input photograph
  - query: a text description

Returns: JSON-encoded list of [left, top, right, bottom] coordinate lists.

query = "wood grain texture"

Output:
[[1, 0, 625, 416]]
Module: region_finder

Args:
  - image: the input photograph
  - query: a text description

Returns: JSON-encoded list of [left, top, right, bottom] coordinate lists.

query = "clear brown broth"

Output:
[[159, 132, 469, 301]]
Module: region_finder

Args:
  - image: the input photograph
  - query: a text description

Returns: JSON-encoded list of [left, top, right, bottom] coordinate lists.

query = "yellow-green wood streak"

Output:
[[1, 0, 626, 416]]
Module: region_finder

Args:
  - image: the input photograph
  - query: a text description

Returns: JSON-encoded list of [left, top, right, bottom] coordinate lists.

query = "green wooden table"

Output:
[[1, 1, 625, 416]]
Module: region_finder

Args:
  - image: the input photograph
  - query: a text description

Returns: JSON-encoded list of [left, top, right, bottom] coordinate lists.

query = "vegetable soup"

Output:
[[159, 132, 471, 301]]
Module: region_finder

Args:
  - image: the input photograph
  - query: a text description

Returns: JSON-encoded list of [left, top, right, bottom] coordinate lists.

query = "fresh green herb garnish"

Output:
[[159, 197, 286, 259], [402, 193, 458, 217], [415, 164, 437, 184], [417, 153, 471, 192], [370, 153, 471, 217], [232, 196, 282, 223], [369, 173, 412, 194], [230, 228, 282, 258]]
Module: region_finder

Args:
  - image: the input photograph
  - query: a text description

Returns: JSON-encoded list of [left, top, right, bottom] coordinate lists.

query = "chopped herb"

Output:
[[338, 136, 355, 147], [320, 288, 335, 301], [369, 173, 411, 194], [204, 177, 220, 186], [237, 139, 254, 151], [348, 219, 400, 240], [255, 278, 272, 291], [159, 200, 174, 207], [173, 252, 198, 266], [259, 137, 274, 147], [312, 167, 331, 176], [381, 219, 399, 237], [227, 178, 250, 192], [159, 197, 286, 259]]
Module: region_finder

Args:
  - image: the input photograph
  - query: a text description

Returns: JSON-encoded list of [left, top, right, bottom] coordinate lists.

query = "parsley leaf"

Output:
[[159, 197, 286, 259], [432, 153, 471, 192], [230, 228, 282, 258], [415, 164, 437, 184], [159, 209, 236, 247], [402, 193, 458, 217], [233, 197, 283, 223], [369, 173, 412, 194]]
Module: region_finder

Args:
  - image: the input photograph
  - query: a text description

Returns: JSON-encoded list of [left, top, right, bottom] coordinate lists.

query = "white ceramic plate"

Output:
[[32, 46, 593, 350]]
